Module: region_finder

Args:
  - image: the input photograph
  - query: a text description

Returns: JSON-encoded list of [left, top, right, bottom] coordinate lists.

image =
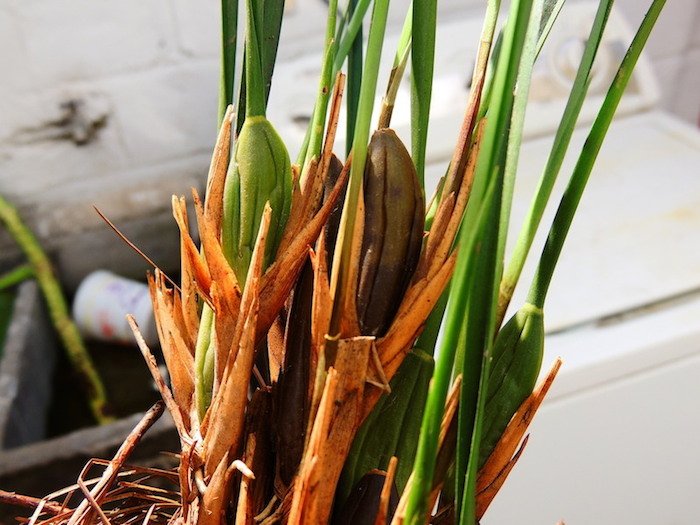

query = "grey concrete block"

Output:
[[0, 280, 57, 449]]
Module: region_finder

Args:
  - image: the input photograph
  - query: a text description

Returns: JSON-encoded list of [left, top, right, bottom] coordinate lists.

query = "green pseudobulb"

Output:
[[222, 115, 292, 286], [479, 302, 544, 467]]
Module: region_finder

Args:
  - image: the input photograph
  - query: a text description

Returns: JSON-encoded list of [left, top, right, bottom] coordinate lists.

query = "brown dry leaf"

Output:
[[204, 105, 234, 232], [288, 337, 373, 525], [236, 203, 271, 360], [267, 312, 286, 384], [215, 193, 265, 384], [476, 435, 529, 521], [427, 120, 484, 284], [218, 203, 270, 384], [203, 294, 259, 478], [476, 358, 562, 519], [209, 282, 236, 392], [299, 157, 324, 225], [148, 272, 195, 420], [198, 455, 232, 525], [193, 188, 241, 314], [415, 191, 455, 281], [173, 195, 207, 346], [377, 251, 457, 382], [331, 184, 364, 339], [375, 456, 398, 525], [442, 60, 487, 201], [309, 240, 332, 377], [319, 73, 345, 175], [278, 162, 315, 259], [282, 71, 344, 238], [179, 437, 200, 519], [279, 72, 344, 260], [365, 342, 391, 394], [200, 205, 270, 448]]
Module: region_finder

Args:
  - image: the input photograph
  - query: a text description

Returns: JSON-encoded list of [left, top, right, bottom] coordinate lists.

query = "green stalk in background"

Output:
[[235, 0, 287, 133], [0, 264, 33, 290], [333, 0, 373, 73], [377, 6, 412, 129], [455, 170, 504, 525], [0, 264, 33, 358], [0, 194, 112, 424], [297, 0, 372, 166]]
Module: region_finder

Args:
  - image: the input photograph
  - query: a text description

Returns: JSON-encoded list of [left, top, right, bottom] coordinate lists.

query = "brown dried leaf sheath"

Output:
[[204, 105, 234, 232]]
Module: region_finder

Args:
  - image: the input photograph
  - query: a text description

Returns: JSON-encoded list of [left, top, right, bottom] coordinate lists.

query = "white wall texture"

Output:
[[0, 0, 697, 286]]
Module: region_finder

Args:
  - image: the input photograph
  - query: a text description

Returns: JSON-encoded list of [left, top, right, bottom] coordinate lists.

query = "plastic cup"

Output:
[[72, 270, 158, 347]]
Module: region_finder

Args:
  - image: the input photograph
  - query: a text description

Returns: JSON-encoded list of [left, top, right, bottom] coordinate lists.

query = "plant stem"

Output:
[[218, 0, 238, 125], [403, 180, 496, 525], [377, 35, 411, 129], [244, 0, 267, 118], [333, 0, 373, 72], [452, 0, 536, 518], [411, 0, 437, 189], [0, 264, 33, 291], [303, 0, 338, 174], [0, 194, 112, 424], [345, 0, 363, 155]]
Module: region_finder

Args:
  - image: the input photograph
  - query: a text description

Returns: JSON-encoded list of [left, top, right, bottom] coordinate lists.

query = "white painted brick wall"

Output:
[[0, 0, 696, 287]]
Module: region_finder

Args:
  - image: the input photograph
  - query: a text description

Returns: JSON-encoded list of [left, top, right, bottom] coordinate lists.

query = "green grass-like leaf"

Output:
[[411, 0, 437, 189], [218, 0, 238, 125]]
